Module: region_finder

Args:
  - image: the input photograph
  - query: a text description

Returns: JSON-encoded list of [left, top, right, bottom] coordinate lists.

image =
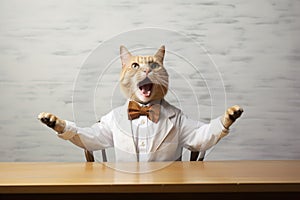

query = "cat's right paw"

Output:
[[38, 112, 66, 133]]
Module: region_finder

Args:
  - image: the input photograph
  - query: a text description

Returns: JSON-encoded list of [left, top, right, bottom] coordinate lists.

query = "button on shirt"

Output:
[[131, 115, 155, 161]]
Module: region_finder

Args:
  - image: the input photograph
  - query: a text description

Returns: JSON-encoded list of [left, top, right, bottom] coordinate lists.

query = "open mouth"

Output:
[[138, 78, 153, 98]]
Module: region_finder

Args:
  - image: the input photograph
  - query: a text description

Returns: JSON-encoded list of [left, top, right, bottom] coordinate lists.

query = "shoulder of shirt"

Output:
[[98, 103, 126, 122], [161, 99, 182, 118]]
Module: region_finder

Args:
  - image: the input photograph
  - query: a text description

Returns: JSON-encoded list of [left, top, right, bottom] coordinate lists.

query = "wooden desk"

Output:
[[0, 161, 299, 199]]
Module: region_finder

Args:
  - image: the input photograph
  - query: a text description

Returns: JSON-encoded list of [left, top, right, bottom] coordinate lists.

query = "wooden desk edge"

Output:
[[1, 183, 300, 194], [1, 161, 300, 194]]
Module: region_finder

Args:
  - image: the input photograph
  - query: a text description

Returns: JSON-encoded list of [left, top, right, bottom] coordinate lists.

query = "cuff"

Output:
[[57, 120, 77, 140], [217, 116, 230, 141]]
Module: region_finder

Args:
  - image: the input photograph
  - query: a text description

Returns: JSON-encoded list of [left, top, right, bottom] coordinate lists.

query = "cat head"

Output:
[[119, 45, 169, 104]]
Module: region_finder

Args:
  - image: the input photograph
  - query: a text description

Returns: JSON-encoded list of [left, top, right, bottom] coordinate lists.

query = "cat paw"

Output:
[[38, 112, 66, 133], [222, 105, 243, 129]]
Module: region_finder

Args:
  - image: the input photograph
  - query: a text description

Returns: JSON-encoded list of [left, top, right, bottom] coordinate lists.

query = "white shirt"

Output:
[[58, 99, 228, 162]]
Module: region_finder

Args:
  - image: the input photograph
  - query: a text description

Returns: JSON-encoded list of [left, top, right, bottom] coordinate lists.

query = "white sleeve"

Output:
[[179, 114, 229, 152], [57, 112, 114, 151]]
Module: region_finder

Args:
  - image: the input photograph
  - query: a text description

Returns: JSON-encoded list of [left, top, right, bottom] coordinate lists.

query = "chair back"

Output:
[[84, 149, 206, 162]]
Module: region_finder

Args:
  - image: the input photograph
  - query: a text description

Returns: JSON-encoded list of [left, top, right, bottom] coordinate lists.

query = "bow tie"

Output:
[[128, 101, 160, 123]]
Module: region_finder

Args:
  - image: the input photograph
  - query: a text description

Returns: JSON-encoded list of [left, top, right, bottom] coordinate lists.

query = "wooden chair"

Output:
[[84, 149, 206, 162], [190, 151, 206, 161]]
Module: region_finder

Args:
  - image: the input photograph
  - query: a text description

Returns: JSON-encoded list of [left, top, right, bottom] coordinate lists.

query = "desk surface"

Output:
[[0, 160, 300, 194]]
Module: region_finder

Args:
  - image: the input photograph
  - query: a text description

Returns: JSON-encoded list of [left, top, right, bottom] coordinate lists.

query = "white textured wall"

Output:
[[0, 0, 299, 161]]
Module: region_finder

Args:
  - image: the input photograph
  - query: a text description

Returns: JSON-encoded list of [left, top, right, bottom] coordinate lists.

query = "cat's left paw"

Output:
[[222, 105, 243, 129]]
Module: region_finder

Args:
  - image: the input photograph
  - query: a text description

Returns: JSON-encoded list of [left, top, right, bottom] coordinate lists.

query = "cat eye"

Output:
[[150, 62, 160, 69], [131, 63, 140, 69]]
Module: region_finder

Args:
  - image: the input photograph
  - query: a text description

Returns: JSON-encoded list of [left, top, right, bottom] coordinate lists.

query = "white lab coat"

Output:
[[58, 99, 228, 162]]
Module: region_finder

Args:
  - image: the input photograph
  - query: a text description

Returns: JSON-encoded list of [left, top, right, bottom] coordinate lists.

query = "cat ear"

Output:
[[154, 45, 165, 63], [120, 45, 132, 67]]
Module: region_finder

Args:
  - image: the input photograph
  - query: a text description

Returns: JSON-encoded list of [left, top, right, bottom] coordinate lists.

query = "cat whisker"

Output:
[[151, 77, 169, 87]]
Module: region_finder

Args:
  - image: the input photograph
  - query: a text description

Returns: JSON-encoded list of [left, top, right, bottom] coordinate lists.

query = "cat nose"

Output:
[[144, 68, 152, 76]]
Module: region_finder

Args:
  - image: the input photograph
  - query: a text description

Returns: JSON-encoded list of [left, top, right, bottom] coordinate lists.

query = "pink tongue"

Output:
[[140, 84, 152, 97]]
